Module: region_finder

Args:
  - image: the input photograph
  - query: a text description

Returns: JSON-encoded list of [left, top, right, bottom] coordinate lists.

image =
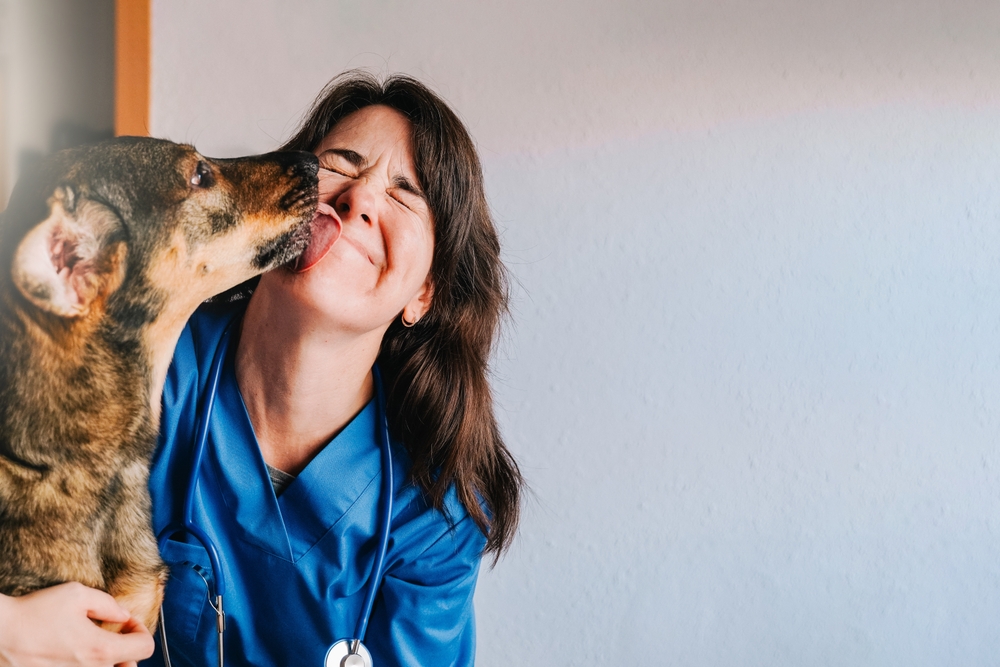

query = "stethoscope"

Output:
[[156, 320, 394, 667]]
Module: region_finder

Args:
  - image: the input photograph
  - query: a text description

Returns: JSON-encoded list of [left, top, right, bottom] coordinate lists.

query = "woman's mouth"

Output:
[[340, 235, 375, 266], [293, 202, 341, 273]]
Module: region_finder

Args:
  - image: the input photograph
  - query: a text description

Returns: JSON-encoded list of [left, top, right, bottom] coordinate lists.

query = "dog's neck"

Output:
[[143, 298, 208, 424], [0, 289, 166, 471]]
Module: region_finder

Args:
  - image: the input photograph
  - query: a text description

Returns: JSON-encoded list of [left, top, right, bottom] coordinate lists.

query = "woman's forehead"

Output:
[[317, 105, 413, 156]]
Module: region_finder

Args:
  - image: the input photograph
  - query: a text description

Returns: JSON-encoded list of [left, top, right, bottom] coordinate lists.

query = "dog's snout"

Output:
[[270, 151, 319, 181], [259, 151, 318, 216]]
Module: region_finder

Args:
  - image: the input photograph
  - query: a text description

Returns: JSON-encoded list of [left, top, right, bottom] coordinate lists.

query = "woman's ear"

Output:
[[402, 277, 434, 325]]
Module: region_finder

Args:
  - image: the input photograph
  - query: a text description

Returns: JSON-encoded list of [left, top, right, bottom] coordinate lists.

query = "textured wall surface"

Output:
[[152, 2, 1000, 665]]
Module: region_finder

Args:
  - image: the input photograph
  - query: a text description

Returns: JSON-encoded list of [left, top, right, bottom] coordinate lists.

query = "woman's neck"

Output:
[[234, 279, 384, 475]]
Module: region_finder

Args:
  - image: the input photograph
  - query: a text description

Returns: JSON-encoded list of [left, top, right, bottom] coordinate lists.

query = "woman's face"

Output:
[[266, 105, 434, 335]]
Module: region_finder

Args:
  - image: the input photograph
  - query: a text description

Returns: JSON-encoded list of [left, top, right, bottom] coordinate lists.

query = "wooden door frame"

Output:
[[116, 0, 150, 136]]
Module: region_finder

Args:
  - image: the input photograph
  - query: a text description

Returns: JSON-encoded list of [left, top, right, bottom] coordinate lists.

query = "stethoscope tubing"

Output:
[[355, 364, 393, 643], [156, 317, 394, 666], [157, 319, 234, 598]]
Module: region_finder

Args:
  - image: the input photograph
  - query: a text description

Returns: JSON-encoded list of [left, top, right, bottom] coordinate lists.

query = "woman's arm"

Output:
[[0, 584, 155, 667]]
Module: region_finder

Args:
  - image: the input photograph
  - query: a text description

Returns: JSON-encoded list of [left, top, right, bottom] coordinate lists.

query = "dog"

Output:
[[0, 137, 318, 631]]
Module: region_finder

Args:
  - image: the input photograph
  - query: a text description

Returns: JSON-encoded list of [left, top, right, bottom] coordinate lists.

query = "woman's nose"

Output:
[[335, 181, 376, 225]]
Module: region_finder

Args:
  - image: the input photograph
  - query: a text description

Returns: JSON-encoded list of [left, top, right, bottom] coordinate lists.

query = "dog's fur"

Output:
[[0, 137, 318, 630]]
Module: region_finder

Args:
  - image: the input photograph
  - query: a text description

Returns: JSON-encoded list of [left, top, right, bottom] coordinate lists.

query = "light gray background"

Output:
[[0, 0, 114, 198], [36, 1, 1000, 664]]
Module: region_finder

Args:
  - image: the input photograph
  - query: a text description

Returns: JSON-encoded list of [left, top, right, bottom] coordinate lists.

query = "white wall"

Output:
[[152, 2, 1000, 665]]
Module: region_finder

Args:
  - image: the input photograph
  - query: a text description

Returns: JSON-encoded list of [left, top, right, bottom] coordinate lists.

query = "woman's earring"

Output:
[[401, 313, 417, 328]]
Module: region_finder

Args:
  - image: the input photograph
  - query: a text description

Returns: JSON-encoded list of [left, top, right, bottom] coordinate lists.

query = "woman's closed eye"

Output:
[[318, 148, 364, 177], [389, 176, 427, 213], [318, 163, 356, 179], [388, 188, 417, 211]]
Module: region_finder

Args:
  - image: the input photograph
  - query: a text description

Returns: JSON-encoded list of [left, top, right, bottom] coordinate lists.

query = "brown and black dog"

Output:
[[0, 137, 318, 631]]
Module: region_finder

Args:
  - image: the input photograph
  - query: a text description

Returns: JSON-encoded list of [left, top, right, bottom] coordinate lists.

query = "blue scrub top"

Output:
[[142, 301, 486, 667]]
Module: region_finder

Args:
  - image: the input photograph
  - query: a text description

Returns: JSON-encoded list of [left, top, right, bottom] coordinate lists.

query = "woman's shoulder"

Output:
[[172, 298, 246, 375], [174, 277, 257, 367], [160, 297, 246, 430], [388, 445, 487, 566]]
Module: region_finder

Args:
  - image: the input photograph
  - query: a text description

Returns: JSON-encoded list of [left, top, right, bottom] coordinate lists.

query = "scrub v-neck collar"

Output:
[[206, 340, 381, 562]]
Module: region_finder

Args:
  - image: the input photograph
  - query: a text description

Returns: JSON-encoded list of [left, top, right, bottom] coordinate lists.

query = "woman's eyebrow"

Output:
[[393, 174, 426, 201], [319, 148, 366, 168]]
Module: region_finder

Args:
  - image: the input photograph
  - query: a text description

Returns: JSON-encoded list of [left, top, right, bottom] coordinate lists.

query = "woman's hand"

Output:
[[0, 583, 155, 667]]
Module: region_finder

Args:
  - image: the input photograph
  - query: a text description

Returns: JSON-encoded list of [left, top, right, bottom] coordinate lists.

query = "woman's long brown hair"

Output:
[[281, 71, 522, 560]]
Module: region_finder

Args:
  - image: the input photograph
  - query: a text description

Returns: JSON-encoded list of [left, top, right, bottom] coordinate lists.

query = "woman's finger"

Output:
[[97, 623, 156, 665], [117, 615, 148, 635], [57, 582, 130, 625]]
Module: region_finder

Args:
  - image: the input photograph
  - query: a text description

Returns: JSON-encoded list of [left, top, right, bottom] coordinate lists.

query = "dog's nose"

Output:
[[270, 151, 319, 181]]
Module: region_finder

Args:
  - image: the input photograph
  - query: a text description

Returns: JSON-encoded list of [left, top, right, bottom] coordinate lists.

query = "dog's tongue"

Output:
[[294, 203, 341, 273]]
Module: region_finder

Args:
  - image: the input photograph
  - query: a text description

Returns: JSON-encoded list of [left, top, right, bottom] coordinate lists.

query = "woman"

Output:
[[0, 71, 521, 667]]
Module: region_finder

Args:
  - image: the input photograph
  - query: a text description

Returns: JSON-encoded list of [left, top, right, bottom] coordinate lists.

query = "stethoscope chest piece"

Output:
[[325, 639, 372, 667]]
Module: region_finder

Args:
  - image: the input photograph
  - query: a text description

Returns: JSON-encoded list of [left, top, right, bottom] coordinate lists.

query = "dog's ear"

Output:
[[11, 185, 125, 318]]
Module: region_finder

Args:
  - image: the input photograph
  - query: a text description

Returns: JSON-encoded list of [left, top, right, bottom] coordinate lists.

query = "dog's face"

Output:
[[1, 137, 318, 328]]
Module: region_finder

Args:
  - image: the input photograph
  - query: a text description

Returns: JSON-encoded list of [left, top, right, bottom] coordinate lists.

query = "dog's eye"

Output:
[[190, 161, 214, 189]]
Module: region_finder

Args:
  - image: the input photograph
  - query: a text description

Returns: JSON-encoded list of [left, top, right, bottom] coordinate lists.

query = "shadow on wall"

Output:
[[1, 0, 115, 207], [16, 122, 114, 186]]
